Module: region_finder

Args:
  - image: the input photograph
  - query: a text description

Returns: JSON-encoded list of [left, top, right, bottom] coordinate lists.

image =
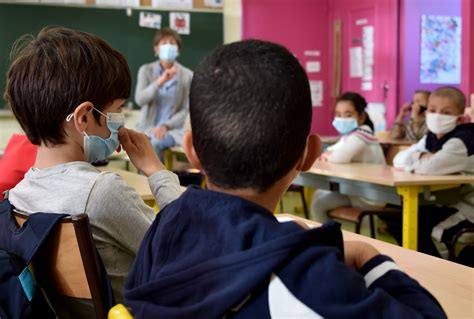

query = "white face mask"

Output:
[[426, 113, 459, 135]]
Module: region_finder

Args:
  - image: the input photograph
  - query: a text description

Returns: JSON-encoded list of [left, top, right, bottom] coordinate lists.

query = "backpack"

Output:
[[0, 199, 65, 319]]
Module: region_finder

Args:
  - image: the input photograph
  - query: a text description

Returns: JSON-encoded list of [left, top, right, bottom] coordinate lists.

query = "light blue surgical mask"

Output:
[[159, 44, 178, 63], [332, 117, 359, 135], [66, 107, 125, 163]]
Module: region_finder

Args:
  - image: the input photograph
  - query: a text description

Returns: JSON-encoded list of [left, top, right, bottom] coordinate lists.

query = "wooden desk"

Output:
[[97, 166, 186, 208], [277, 214, 473, 319], [163, 146, 187, 171], [377, 137, 416, 146], [294, 162, 474, 250]]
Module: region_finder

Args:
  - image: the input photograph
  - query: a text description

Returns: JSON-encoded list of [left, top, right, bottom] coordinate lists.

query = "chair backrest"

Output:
[[385, 145, 409, 166], [13, 210, 109, 319]]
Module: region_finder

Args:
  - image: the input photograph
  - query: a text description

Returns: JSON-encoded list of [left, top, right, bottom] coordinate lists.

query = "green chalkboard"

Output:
[[0, 3, 223, 108]]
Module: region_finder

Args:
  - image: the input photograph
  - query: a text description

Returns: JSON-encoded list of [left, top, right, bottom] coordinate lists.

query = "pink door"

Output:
[[242, 0, 333, 135], [332, 0, 399, 128]]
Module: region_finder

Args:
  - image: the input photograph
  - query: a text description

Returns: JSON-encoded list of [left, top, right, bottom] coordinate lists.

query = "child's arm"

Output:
[[409, 138, 469, 175], [278, 243, 446, 318], [327, 134, 367, 164], [135, 65, 159, 107], [392, 136, 428, 169]]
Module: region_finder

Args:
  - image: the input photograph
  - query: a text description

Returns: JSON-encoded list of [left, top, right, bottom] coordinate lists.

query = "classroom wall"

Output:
[[461, 0, 474, 102], [223, 0, 241, 44], [400, 0, 461, 104], [241, 0, 333, 135]]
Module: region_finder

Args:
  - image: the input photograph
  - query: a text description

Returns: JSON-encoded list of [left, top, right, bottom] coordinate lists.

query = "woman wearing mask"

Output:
[[311, 92, 386, 222], [135, 28, 193, 159]]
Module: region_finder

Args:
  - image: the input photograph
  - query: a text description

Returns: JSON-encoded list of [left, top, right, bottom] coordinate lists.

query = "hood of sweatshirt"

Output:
[[125, 186, 343, 318]]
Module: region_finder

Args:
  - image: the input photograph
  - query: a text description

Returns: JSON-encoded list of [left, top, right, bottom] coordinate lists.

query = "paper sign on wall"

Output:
[[306, 61, 321, 73], [170, 12, 190, 35], [304, 50, 320, 57], [309, 80, 323, 107], [204, 0, 223, 8], [349, 47, 363, 78], [139, 11, 162, 30], [152, 0, 193, 10], [361, 25, 374, 91]]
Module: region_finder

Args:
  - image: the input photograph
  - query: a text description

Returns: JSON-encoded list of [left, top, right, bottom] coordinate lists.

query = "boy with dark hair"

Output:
[[124, 40, 446, 318], [4, 26, 181, 316]]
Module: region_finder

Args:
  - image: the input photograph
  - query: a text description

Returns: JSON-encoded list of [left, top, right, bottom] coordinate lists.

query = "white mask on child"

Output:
[[426, 113, 459, 135]]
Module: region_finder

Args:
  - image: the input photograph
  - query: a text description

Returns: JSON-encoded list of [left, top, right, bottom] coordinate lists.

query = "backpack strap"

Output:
[[0, 199, 66, 264]]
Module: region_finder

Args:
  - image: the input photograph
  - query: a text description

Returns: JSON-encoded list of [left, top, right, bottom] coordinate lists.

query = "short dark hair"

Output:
[[336, 92, 374, 131], [190, 40, 312, 192], [153, 28, 183, 50], [5, 26, 131, 146]]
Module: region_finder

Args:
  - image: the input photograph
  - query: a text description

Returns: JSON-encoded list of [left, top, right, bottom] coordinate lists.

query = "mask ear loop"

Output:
[[66, 113, 74, 122]]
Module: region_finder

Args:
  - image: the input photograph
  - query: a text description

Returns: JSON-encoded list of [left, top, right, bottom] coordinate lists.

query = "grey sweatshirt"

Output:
[[135, 61, 193, 145], [9, 162, 181, 305]]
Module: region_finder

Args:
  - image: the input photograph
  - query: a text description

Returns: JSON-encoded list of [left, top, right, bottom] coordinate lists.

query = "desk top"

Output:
[[98, 166, 154, 201], [306, 162, 474, 187], [377, 137, 416, 146], [319, 136, 416, 146], [277, 214, 473, 319]]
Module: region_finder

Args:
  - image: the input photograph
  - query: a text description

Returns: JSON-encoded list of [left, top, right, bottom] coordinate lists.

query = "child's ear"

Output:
[[72, 102, 94, 132], [298, 134, 321, 172], [182, 131, 203, 171]]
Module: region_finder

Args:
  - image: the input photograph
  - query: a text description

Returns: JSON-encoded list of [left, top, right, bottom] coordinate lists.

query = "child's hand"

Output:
[[119, 128, 166, 176], [396, 102, 412, 122], [318, 152, 330, 163], [420, 152, 433, 161], [344, 241, 380, 271]]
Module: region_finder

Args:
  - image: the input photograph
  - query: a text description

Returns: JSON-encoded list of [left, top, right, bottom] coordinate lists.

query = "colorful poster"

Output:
[[420, 15, 461, 84], [170, 12, 190, 35]]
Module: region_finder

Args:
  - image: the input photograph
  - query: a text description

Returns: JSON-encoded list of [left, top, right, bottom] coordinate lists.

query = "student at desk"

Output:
[[4, 27, 181, 316], [124, 41, 445, 318], [393, 87, 474, 261], [391, 90, 430, 141], [311, 92, 386, 222]]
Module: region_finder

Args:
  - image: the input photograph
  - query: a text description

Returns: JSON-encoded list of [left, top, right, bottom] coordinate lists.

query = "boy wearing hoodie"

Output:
[[124, 40, 446, 318]]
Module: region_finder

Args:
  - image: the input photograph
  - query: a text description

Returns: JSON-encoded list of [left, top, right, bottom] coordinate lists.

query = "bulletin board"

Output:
[[0, 3, 223, 108]]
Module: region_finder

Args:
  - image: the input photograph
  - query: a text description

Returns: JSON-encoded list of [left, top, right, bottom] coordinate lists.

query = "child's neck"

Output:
[[206, 175, 295, 214], [34, 142, 85, 170]]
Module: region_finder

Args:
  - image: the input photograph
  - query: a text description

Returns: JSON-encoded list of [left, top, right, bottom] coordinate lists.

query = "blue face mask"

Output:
[[66, 107, 125, 163], [332, 117, 359, 135], [159, 44, 179, 63]]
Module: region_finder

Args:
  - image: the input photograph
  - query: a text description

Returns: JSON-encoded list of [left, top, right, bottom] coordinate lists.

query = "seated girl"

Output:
[[311, 92, 386, 222]]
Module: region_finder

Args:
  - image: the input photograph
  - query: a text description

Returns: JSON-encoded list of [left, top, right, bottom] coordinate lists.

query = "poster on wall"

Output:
[[349, 47, 363, 78], [139, 12, 162, 29], [152, 0, 193, 10], [420, 15, 461, 84], [170, 12, 191, 35]]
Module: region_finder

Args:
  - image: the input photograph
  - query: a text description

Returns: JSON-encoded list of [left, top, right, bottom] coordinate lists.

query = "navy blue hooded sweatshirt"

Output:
[[125, 187, 446, 318]]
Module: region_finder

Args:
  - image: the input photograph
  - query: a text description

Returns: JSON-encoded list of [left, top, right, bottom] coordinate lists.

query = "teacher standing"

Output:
[[135, 28, 193, 159]]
